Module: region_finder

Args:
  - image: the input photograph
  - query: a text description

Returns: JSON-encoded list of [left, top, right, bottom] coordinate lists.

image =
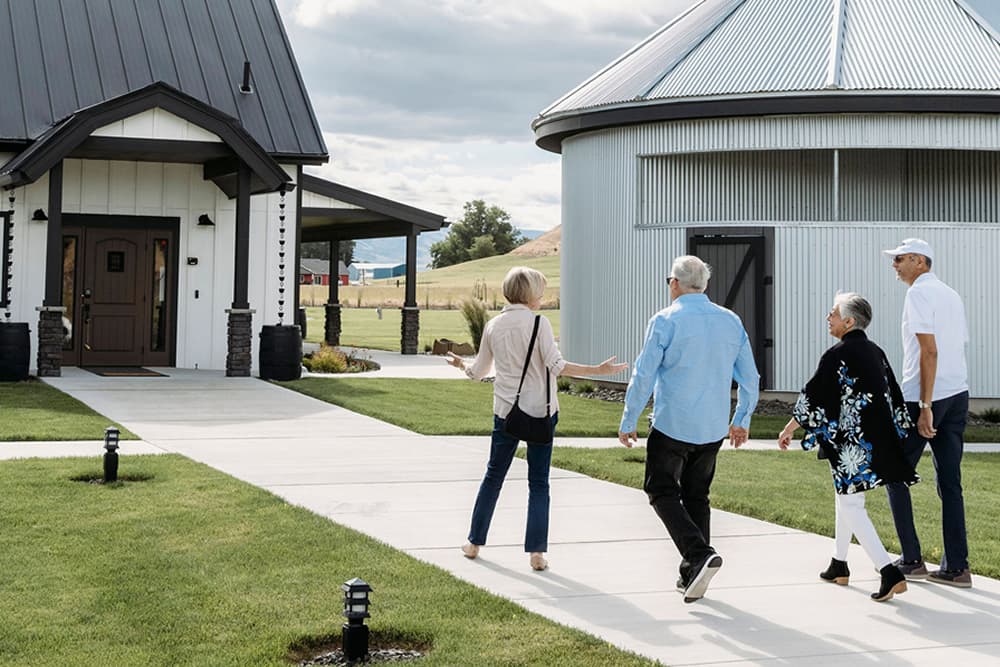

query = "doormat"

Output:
[[82, 367, 168, 378]]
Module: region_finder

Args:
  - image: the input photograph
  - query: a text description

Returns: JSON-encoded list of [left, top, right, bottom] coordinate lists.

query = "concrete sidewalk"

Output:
[[8, 366, 1000, 666]]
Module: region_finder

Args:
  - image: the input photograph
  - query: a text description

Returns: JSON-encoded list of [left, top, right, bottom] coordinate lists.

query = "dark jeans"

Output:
[[468, 413, 558, 553], [886, 391, 968, 571], [644, 428, 723, 580]]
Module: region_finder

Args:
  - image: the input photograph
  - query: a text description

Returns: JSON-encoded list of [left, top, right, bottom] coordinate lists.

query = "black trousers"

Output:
[[644, 428, 723, 579]]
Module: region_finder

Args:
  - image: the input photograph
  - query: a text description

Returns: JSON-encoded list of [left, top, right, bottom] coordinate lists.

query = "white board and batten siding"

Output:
[[560, 114, 1000, 397], [4, 107, 298, 373]]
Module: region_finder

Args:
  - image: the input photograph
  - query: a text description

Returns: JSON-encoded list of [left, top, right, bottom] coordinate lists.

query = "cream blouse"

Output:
[[464, 304, 566, 418]]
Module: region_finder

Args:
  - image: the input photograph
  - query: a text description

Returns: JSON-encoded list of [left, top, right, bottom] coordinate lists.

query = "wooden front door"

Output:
[[689, 228, 773, 388], [62, 218, 178, 367]]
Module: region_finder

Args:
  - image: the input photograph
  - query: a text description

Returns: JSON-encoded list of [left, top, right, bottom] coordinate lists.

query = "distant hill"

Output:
[[510, 225, 560, 257], [351, 227, 548, 269]]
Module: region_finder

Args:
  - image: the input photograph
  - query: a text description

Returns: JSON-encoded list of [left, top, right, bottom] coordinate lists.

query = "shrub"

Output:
[[303, 346, 348, 373], [980, 407, 1000, 423], [557, 377, 572, 392], [574, 381, 596, 394], [460, 298, 490, 352], [302, 346, 380, 374]]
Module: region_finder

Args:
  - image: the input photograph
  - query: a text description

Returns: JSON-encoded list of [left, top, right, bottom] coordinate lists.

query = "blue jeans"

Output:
[[468, 413, 558, 553], [886, 391, 968, 571]]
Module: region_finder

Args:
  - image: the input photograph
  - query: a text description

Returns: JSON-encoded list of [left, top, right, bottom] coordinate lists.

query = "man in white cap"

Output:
[[882, 238, 971, 588]]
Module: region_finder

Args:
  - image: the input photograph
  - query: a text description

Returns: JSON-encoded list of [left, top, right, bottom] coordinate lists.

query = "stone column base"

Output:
[[36, 307, 67, 377], [225, 308, 255, 377], [324, 303, 342, 346], [401, 306, 419, 355]]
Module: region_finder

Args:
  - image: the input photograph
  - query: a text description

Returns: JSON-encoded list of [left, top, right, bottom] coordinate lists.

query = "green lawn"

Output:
[[543, 446, 1000, 580], [305, 307, 560, 352], [0, 455, 658, 667], [0, 379, 136, 441], [281, 377, 647, 437]]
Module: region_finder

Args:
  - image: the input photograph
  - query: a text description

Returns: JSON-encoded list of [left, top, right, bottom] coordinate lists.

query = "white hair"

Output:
[[670, 255, 711, 291]]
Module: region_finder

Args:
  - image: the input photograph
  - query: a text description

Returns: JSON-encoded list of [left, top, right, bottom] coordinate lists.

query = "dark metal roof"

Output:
[[0, 0, 327, 162], [0, 82, 290, 195]]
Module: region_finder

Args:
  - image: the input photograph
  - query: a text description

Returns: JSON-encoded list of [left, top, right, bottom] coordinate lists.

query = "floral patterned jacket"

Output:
[[793, 330, 919, 494]]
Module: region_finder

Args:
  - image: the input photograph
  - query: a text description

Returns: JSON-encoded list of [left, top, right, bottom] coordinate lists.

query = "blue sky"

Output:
[[278, 0, 1000, 233]]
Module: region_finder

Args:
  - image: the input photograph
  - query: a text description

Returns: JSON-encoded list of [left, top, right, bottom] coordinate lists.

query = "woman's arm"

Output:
[[560, 358, 628, 377], [778, 418, 800, 450]]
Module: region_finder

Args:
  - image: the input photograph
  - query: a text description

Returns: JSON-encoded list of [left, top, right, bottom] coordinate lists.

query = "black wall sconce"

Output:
[[197, 214, 215, 227], [103, 426, 120, 483], [31, 209, 48, 221], [240, 61, 253, 94], [342, 577, 372, 661]]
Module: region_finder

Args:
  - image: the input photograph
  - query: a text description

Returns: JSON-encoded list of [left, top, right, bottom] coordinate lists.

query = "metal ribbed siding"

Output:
[[560, 115, 1000, 396], [639, 148, 1000, 224], [774, 225, 1000, 395]]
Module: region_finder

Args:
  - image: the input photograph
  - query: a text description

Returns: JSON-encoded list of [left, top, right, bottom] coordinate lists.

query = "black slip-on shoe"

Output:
[[683, 554, 723, 603]]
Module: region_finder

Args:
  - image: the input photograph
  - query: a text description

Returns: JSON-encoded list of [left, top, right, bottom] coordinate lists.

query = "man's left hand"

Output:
[[917, 409, 937, 439], [728, 426, 748, 448], [618, 431, 638, 448]]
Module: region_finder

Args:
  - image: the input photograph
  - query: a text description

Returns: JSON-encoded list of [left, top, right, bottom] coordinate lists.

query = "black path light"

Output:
[[342, 577, 372, 661], [103, 426, 120, 483]]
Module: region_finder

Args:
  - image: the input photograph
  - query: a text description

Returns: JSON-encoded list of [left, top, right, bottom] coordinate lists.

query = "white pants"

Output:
[[834, 492, 892, 569]]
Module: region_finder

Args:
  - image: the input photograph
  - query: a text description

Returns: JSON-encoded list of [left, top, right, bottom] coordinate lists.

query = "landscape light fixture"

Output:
[[103, 426, 120, 483], [31, 209, 48, 222], [341, 577, 372, 661], [197, 214, 215, 227]]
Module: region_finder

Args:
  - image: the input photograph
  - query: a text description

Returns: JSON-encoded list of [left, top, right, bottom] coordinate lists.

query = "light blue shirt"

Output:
[[620, 293, 760, 444]]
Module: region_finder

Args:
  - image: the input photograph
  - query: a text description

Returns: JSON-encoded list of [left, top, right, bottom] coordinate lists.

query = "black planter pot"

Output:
[[0, 322, 31, 382], [259, 324, 302, 381]]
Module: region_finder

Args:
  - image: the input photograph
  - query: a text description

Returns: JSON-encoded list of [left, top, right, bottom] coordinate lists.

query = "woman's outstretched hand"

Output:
[[597, 356, 629, 376], [445, 351, 465, 370]]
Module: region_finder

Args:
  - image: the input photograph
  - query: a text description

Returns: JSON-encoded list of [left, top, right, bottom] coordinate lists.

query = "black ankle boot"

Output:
[[819, 558, 850, 585], [872, 564, 907, 602]]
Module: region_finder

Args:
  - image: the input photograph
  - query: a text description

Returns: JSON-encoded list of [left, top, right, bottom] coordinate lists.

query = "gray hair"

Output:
[[670, 255, 711, 291], [834, 292, 872, 330]]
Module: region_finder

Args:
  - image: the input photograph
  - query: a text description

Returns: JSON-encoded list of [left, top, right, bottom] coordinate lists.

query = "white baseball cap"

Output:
[[882, 238, 934, 261]]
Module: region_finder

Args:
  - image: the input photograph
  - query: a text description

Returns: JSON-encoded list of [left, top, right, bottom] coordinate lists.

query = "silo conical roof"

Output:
[[533, 0, 1000, 151]]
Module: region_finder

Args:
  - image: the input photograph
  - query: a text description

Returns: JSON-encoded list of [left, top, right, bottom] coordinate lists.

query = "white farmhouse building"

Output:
[[0, 0, 444, 379], [533, 0, 1000, 396]]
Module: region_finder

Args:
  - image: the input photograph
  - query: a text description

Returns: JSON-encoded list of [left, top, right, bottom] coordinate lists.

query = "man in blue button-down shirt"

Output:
[[619, 255, 759, 603]]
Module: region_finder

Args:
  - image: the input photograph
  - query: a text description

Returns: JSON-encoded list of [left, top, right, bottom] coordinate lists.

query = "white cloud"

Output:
[[310, 133, 562, 231], [278, 1, 688, 236]]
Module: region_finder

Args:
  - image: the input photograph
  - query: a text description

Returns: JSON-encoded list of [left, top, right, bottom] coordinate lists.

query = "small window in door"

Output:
[[150, 238, 168, 352], [62, 237, 78, 350], [107, 251, 125, 273]]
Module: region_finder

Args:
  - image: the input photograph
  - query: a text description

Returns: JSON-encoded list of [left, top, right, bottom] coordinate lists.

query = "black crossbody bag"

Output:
[[502, 315, 554, 443]]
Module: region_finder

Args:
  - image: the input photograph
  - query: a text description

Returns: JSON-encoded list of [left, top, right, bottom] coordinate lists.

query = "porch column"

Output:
[[324, 239, 341, 346], [37, 162, 66, 377], [226, 163, 254, 376], [400, 228, 419, 355]]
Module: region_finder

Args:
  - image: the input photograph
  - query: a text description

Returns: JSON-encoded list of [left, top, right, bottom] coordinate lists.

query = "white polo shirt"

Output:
[[900, 272, 969, 402]]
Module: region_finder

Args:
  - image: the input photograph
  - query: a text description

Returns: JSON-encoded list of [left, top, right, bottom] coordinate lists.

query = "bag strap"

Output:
[[514, 315, 551, 417]]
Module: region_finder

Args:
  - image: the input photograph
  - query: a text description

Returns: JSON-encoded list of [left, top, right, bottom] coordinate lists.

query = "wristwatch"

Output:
[[918, 400, 932, 410]]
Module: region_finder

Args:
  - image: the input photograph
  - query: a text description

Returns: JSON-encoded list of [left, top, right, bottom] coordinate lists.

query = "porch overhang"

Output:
[[299, 174, 448, 242], [0, 81, 290, 197]]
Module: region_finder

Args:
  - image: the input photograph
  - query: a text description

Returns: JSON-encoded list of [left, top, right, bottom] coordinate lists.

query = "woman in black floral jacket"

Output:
[[778, 292, 919, 602]]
